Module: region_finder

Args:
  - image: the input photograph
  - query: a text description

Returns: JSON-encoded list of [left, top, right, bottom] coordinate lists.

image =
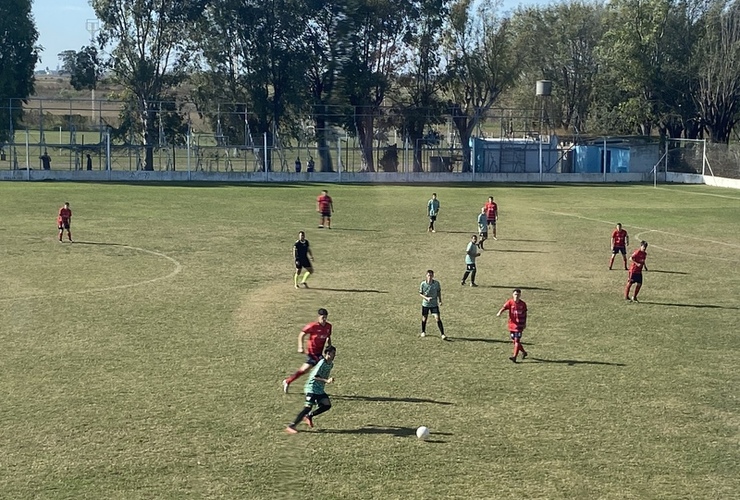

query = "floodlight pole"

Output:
[[25, 129, 30, 180]]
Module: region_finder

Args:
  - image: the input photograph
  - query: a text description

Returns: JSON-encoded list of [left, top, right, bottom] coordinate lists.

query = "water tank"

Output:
[[536, 80, 552, 96]]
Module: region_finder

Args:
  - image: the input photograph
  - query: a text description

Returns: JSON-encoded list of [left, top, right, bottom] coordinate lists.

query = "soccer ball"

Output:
[[416, 426, 430, 440]]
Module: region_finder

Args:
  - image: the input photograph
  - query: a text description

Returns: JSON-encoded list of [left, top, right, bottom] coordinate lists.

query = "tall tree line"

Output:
[[5, 0, 740, 171]]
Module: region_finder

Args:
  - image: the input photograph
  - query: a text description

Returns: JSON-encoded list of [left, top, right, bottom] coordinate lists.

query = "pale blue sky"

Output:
[[33, 0, 531, 70]]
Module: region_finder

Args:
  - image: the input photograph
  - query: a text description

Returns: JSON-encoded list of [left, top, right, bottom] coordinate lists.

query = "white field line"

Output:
[[534, 209, 740, 263], [0, 245, 183, 302], [652, 186, 740, 201]]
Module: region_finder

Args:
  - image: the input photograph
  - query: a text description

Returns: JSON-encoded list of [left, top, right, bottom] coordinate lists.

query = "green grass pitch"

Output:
[[0, 182, 738, 499]]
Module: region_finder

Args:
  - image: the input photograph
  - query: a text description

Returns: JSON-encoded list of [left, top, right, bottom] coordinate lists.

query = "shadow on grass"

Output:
[[71, 241, 122, 246], [490, 249, 547, 254], [647, 270, 689, 275], [528, 357, 626, 367], [333, 394, 454, 405], [310, 287, 388, 294], [487, 285, 554, 291], [316, 425, 451, 442], [640, 301, 738, 310], [328, 227, 380, 232], [501, 238, 557, 243], [436, 230, 474, 234], [451, 337, 510, 345]]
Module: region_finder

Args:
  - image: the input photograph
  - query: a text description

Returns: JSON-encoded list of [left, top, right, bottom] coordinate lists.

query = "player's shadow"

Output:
[[640, 301, 738, 310], [316, 425, 451, 442], [333, 394, 454, 405], [647, 270, 689, 275], [310, 287, 388, 294], [490, 249, 546, 253], [503, 239, 556, 243], [71, 241, 122, 246], [451, 337, 510, 344], [437, 230, 473, 234], [329, 227, 380, 232], [487, 285, 553, 291], [528, 357, 626, 367]]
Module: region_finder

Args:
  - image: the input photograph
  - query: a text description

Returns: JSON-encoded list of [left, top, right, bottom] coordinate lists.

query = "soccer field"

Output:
[[1, 182, 738, 499]]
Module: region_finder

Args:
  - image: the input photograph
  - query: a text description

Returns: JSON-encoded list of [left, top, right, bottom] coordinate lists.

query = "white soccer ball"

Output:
[[416, 426, 430, 440]]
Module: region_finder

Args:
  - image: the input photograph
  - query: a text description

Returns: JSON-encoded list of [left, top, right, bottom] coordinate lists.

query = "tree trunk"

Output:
[[354, 106, 375, 172], [314, 114, 334, 172]]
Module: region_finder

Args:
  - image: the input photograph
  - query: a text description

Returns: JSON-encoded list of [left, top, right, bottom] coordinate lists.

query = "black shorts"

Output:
[[612, 246, 626, 255], [295, 258, 312, 271], [628, 273, 643, 284], [422, 305, 440, 316], [305, 353, 322, 366], [466, 263, 476, 272], [487, 219, 496, 228], [58, 221, 70, 230], [510, 331, 523, 340], [429, 215, 437, 222], [304, 392, 331, 407], [479, 229, 488, 238], [320, 211, 331, 218]]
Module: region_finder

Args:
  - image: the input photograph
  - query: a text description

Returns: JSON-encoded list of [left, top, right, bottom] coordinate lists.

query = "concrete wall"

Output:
[[666, 172, 740, 189], [0, 169, 653, 183]]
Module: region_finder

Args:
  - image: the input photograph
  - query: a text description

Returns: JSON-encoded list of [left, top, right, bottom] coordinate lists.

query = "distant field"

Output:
[[0, 182, 738, 499]]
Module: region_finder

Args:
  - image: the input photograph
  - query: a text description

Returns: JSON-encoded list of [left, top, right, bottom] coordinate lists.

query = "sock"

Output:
[[430, 221, 435, 231], [68, 232, 72, 241], [634, 284, 641, 298], [421, 318, 427, 333], [625, 282, 632, 298], [294, 274, 299, 286], [470, 270, 477, 284], [437, 319, 445, 336], [513, 340, 521, 357], [286, 369, 306, 384], [292, 406, 312, 426], [309, 403, 331, 418], [609, 256, 615, 268], [623, 258, 628, 269], [462, 271, 470, 283], [58, 233, 63, 240], [302, 271, 311, 283]]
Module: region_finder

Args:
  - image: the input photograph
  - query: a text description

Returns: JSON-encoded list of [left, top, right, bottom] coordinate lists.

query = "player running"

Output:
[[293, 231, 314, 289], [609, 223, 629, 270], [419, 270, 448, 340], [283, 308, 332, 393], [317, 190, 334, 228], [484, 196, 498, 240], [57, 202, 72, 242], [285, 345, 337, 434], [497, 288, 528, 363], [625, 241, 649, 302], [427, 193, 440, 233]]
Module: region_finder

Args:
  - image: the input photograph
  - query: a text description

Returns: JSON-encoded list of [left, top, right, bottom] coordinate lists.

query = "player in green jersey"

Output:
[[419, 269, 447, 340], [427, 193, 440, 233], [285, 345, 337, 433], [461, 235, 481, 287]]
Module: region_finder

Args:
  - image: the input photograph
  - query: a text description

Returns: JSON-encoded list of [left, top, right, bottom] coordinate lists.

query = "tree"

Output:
[[337, 0, 416, 172], [442, 0, 520, 172], [695, 0, 740, 143], [391, 0, 450, 172], [60, 46, 103, 91], [193, 0, 310, 171], [0, 0, 39, 144], [510, 1, 604, 133], [92, 0, 206, 170]]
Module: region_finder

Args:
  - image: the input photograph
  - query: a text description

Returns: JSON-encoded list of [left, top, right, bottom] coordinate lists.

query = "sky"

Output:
[[33, 0, 531, 71]]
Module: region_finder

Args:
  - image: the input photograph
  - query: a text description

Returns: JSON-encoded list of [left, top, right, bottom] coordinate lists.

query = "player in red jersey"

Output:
[[609, 223, 629, 270], [497, 288, 528, 363], [316, 190, 334, 229], [625, 241, 648, 302], [483, 196, 498, 240], [283, 308, 333, 392], [57, 202, 73, 242]]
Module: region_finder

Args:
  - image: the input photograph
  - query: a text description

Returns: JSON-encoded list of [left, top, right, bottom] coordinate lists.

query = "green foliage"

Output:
[[0, 0, 38, 143], [64, 46, 103, 92], [0, 183, 738, 499]]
